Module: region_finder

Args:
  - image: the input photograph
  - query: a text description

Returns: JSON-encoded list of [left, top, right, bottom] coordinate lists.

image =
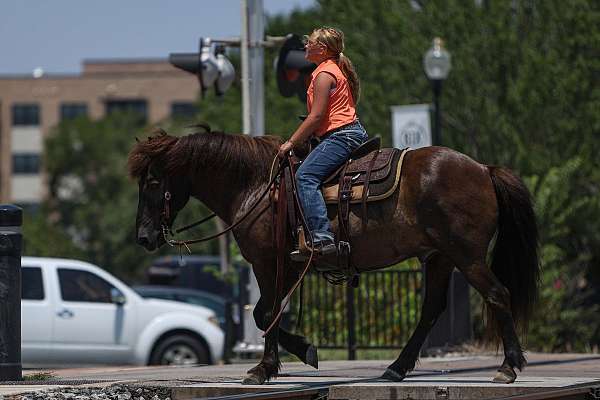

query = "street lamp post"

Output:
[[423, 37, 451, 146], [422, 38, 469, 356]]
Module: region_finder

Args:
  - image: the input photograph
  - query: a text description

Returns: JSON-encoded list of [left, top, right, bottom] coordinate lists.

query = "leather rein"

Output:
[[158, 154, 314, 338], [160, 156, 282, 252]]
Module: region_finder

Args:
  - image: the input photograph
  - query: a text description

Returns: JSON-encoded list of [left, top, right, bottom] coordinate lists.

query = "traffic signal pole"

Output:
[[241, 0, 265, 137], [172, 1, 286, 355], [240, 0, 266, 352], [240, 1, 250, 135]]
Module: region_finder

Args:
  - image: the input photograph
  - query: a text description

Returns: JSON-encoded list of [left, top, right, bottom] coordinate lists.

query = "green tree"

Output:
[[23, 0, 599, 351], [525, 159, 600, 351], [36, 114, 218, 281]]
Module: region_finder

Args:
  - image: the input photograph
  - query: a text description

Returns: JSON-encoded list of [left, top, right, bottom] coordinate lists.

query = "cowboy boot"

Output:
[[290, 231, 338, 261]]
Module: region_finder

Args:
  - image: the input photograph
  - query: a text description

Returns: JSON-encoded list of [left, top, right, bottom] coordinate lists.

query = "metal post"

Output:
[[432, 79, 442, 146], [216, 219, 231, 275], [236, 0, 265, 356], [247, 0, 265, 137], [240, 0, 251, 135], [0, 204, 22, 381], [346, 285, 356, 360]]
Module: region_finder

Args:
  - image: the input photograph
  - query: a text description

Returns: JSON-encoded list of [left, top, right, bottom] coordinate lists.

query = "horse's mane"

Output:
[[127, 125, 282, 183]]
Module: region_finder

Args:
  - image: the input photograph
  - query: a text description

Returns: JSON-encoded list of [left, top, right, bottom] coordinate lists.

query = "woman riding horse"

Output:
[[278, 27, 368, 259], [128, 29, 539, 387]]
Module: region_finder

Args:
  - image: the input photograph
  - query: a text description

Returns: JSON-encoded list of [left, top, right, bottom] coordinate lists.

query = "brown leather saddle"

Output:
[[281, 136, 408, 285]]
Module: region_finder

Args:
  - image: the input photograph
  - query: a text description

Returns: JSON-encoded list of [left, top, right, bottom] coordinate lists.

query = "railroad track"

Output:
[[194, 356, 600, 400]]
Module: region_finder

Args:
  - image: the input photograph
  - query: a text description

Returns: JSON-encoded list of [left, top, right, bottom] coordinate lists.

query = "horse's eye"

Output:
[[147, 180, 160, 188]]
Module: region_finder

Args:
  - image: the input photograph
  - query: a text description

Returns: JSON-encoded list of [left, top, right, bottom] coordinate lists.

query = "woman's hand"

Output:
[[278, 140, 295, 159]]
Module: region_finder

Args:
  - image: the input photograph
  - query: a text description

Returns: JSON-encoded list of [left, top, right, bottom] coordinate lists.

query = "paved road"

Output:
[[22, 352, 600, 381], [5, 352, 600, 399]]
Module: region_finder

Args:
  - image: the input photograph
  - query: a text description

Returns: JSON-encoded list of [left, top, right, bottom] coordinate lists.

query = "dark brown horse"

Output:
[[128, 127, 539, 385]]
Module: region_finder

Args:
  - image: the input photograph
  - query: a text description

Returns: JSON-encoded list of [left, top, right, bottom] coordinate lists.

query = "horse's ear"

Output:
[[186, 123, 211, 133], [150, 127, 168, 137], [200, 123, 211, 133]]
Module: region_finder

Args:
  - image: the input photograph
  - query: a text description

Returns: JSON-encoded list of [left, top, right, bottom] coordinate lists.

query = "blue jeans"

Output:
[[296, 120, 368, 242]]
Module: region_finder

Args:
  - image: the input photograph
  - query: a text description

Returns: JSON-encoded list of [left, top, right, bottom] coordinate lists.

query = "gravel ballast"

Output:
[[8, 384, 172, 400]]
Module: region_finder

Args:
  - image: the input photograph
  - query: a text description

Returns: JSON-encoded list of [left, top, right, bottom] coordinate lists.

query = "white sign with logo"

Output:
[[391, 104, 432, 149]]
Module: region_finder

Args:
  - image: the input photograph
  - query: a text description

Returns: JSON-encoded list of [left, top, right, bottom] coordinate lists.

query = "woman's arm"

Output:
[[278, 72, 336, 157]]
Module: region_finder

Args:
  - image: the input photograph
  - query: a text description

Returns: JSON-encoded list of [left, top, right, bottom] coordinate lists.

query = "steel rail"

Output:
[[495, 382, 600, 400], [191, 356, 600, 400], [194, 378, 369, 400]]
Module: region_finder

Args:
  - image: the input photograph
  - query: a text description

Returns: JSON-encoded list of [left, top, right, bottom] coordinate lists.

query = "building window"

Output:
[[22, 266, 45, 300], [60, 103, 88, 121], [12, 153, 41, 174], [171, 102, 197, 119], [12, 104, 40, 126], [105, 99, 147, 125]]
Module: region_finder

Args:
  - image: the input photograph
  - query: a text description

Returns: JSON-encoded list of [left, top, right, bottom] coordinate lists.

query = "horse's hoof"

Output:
[[306, 345, 319, 369], [493, 368, 516, 384], [381, 368, 405, 382], [242, 374, 264, 385]]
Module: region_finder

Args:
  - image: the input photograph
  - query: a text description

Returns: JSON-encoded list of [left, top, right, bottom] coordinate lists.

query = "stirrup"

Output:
[[289, 240, 337, 261], [290, 249, 308, 262]]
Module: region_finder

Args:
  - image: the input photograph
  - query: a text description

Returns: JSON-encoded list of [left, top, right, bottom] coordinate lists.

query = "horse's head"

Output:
[[135, 163, 191, 251], [128, 130, 190, 251]]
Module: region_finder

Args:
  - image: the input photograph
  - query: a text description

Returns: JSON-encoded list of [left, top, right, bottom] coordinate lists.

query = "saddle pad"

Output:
[[322, 148, 409, 204]]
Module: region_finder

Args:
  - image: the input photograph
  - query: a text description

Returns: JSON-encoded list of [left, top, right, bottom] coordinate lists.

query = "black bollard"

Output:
[[0, 204, 22, 381]]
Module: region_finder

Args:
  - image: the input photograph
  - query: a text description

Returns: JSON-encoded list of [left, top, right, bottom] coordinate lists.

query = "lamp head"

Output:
[[423, 37, 451, 81]]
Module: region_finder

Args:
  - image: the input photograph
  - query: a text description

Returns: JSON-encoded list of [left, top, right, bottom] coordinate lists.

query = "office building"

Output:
[[0, 59, 199, 206]]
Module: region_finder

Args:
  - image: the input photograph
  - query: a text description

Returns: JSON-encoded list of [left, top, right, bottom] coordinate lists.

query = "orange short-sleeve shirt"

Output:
[[307, 59, 356, 136]]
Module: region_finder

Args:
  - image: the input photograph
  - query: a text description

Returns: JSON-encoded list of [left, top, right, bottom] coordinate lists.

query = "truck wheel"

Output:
[[149, 334, 210, 365]]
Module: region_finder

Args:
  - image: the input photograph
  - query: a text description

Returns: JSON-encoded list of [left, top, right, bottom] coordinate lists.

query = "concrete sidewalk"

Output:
[[3, 353, 600, 399]]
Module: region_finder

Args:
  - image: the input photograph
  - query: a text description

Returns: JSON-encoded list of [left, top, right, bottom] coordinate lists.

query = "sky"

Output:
[[0, 0, 315, 75]]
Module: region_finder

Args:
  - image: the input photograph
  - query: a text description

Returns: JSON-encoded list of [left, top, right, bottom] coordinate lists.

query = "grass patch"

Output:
[[23, 371, 56, 381]]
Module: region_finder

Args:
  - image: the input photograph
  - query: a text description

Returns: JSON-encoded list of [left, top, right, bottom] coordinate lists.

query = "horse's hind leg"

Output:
[[382, 252, 454, 381], [456, 260, 525, 383]]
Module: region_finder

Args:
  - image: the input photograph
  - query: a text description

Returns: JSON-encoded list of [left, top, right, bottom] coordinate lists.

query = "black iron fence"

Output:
[[288, 268, 423, 357]]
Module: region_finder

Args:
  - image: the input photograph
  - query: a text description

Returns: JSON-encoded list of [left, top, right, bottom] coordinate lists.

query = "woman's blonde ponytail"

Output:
[[337, 52, 360, 104]]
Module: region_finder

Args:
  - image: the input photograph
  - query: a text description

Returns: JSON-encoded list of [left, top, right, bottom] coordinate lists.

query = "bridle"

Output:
[[157, 157, 283, 252], [160, 189, 173, 235]]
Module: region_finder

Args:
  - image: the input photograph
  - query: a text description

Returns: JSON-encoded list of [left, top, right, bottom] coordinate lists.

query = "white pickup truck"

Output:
[[20, 257, 224, 366]]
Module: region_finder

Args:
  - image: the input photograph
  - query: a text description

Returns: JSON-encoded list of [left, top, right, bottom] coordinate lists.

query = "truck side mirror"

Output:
[[111, 288, 126, 306]]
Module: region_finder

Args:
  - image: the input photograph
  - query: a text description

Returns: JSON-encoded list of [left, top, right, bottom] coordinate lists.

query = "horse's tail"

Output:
[[488, 166, 540, 335]]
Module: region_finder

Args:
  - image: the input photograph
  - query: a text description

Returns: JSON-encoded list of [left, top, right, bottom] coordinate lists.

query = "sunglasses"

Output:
[[302, 36, 324, 48]]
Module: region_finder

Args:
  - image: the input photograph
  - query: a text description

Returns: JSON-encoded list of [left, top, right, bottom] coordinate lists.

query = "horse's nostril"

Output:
[[137, 236, 150, 246]]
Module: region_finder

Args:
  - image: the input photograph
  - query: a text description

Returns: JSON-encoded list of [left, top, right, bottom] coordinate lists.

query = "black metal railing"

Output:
[[288, 268, 422, 356]]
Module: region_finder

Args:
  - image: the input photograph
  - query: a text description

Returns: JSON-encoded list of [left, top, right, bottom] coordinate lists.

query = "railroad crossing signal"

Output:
[[275, 34, 316, 102], [169, 38, 235, 97]]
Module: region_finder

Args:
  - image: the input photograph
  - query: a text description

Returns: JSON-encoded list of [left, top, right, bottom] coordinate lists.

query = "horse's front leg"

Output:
[[243, 262, 282, 385], [252, 295, 318, 369], [243, 308, 281, 384]]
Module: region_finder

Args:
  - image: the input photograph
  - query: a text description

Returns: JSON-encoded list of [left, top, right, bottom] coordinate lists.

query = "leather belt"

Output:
[[315, 120, 360, 142]]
